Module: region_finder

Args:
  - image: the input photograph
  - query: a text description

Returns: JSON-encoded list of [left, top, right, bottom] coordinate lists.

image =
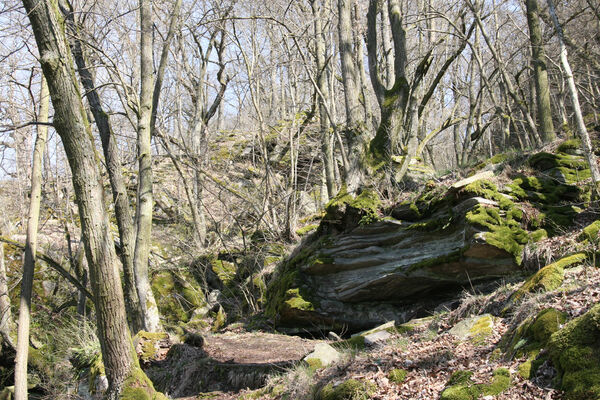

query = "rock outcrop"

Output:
[[266, 147, 592, 333]]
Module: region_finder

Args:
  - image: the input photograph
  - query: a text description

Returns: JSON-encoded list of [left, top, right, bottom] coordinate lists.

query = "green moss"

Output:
[[296, 224, 319, 236], [333, 335, 366, 351], [211, 306, 226, 332], [530, 308, 568, 344], [306, 357, 324, 371], [284, 288, 315, 311], [579, 220, 600, 243], [510, 253, 585, 304], [557, 139, 582, 154], [151, 270, 205, 327], [481, 368, 511, 396], [466, 204, 529, 264], [212, 259, 237, 287], [388, 368, 408, 384], [133, 331, 168, 363], [518, 360, 533, 379], [548, 304, 600, 399], [468, 315, 493, 344], [441, 369, 511, 400], [120, 366, 168, 400], [319, 378, 376, 400], [530, 229, 548, 242]]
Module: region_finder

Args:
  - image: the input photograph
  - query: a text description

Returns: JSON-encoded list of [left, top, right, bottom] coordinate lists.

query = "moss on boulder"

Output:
[[548, 304, 600, 399], [133, 331, 169, 364], [319, 378, 376, 400], [509, 253, 587, 304], [120, 366, 168, 400], [388, 368, 408, 384], [150, 269, 205, 329], [440, 368, 511, 400]]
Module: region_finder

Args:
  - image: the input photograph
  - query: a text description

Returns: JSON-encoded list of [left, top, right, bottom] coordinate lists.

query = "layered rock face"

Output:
[[268, 195, 521, 333], [266, 147, 591, 333]]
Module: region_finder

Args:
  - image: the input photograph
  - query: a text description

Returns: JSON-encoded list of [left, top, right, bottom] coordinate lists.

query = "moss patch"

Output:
[[388, 368, 408, 384], [440, 368, 511, 400], [120, 366, 168, 400], [319, 378, 376, 400], [510, 253, 587, 304], [151, 270, 205, 327], [548, 304, 600, 399], [133, 331, 169, 363]]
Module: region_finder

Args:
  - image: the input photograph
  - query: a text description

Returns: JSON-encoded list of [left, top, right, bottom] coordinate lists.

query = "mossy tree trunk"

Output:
[[19, 0, 139, 396], [526, 0, 556, 143], [134, 0, 163, 333], [14, 75, 48, 400]]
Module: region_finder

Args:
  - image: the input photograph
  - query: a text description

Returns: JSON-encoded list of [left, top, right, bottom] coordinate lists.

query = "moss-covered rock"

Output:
[[440, 368, 511, 400], [320, 186, 381, 234], [318, 378, 376, 400], [579, 220, 600, 244], [133, 331, 169, 364], [509, 253, 587, 304], [388, 368, 408, 384], [150, 269, 205, 329], [548, 304, 600, 399]]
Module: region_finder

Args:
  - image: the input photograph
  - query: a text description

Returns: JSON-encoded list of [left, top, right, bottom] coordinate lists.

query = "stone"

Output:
[[451, 171, 494, 190], [449, 314, 494, 341], [304, 343, 341, 367], [364, 330, 392, 346]]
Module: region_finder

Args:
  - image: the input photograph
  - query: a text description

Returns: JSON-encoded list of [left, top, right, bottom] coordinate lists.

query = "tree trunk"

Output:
[[0, 236, 15, 350], [14, 75, 48, 400], [526, 0, 556, 143], [134, 0, 162, 333], [547, 0, 600, 192], [66, 8, 143, 333], [20, 1, 138, 396], [338, 0, 368, 192], [312, 0, 336, 198]]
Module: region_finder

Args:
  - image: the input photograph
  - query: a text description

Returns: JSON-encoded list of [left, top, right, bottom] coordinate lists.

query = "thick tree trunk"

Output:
[[66, 9, 143, 333], [338, 0, 368, 192], [134, 0, 162, 333], [20, 1, 137, 396], [14, 76, 48, 400], [526, 0, 556, 143], [548, 0, 600, 192]]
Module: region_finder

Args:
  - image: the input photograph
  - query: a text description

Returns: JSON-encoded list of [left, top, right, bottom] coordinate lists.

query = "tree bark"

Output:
[[0, 235, 15, 351], [134, 0, 162, 333], [312, 0, 336, 198], [65, 6, 143, 333], [20, 1, 136, 396], [526, 0, 556, 143], [14, 75, 48, 400]]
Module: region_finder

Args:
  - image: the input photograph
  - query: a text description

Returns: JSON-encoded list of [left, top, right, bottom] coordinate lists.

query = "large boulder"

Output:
[[266, 181, 532, 333]]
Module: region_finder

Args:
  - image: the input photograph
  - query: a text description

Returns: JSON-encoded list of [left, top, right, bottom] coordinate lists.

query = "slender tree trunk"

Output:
[[312, 0, 336, 198], [547, 0, 600, 192], [526, 0, 556, 142], [134, 0, 162, 333], [66, 8, 143, 333], [14, 76, 48, 400]]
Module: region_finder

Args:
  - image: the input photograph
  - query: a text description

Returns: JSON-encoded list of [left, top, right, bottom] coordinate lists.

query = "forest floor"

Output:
[[162, 261, 600, 400]]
